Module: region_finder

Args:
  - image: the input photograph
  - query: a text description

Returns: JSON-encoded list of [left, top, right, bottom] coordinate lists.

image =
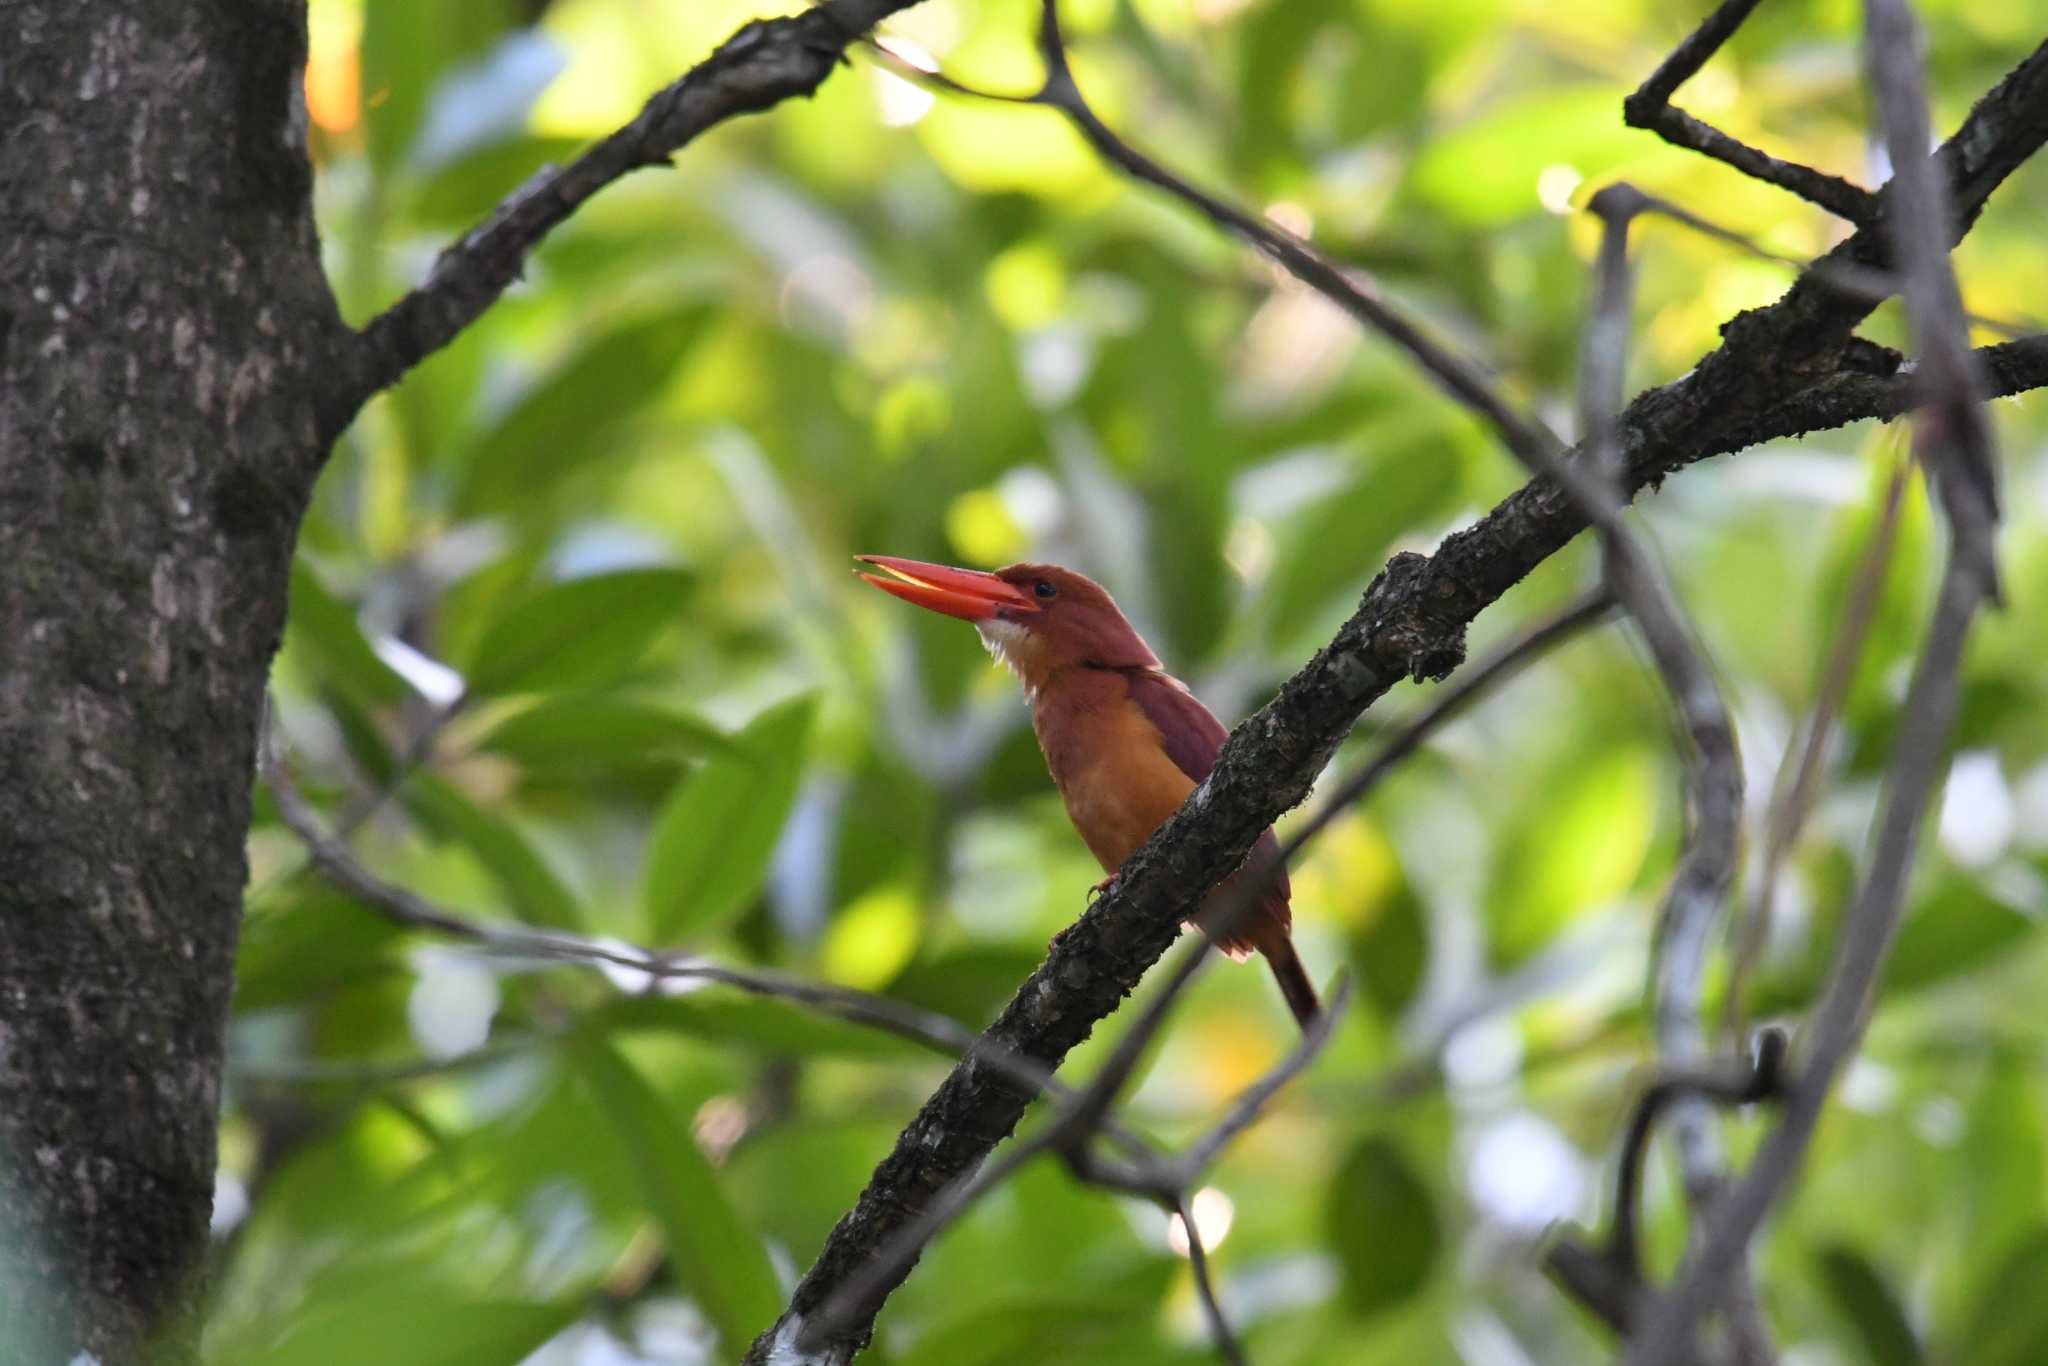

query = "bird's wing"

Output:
[[1125, 670, 1292, 919], [1124, 669, 1229, 783]]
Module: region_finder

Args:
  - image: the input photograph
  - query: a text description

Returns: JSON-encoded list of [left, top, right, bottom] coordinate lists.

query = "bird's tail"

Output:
[[1260, 936, 1320, 1031]]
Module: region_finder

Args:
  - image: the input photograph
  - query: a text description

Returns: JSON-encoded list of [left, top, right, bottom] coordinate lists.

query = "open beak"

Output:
[[855, 555, 1037, 622]]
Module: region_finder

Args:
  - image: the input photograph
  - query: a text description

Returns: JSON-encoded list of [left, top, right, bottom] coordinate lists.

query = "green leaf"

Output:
[[453, 309, 714, 515], [1354, 875, 1428, 1022], [1267, 435, 1465, 644], [1814, 1244, 1923, 1366], [286, 561, 414, 708], [476, 695, 735, 773], [1960, 1226, 2048, 1366], [236, 890, 408, 1013], [462, 567, 693, 698], [1960, 1062, 2047, 1292], [1237, 0, 1353, 154], [1330, 1134, 1440, 1316], [888, 946, 1045, 1026], [414, 135, 587, 227], [645, 696, 816, 940], [403, 773, 581, 929], [896, 1259, 1178, 1366], [1486, 744, 1659, 969], [1881, 879, 2036, 997], [569, 1037, 780, 1351], [243, 1289, 574, 1366], [360, 0, 524, 175]]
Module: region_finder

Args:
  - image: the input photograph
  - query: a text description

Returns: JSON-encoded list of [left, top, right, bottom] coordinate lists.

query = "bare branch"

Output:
[[1624, 4, 2005, 1359], [1625, 0, 1876, 222], [329, 0, 929, 434]]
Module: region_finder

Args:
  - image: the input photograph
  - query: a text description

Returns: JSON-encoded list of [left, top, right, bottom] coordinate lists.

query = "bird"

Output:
[[856, 554, 1318, 1028]]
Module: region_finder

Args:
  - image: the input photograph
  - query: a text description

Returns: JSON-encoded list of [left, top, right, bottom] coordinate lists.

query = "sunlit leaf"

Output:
[[1412, 85, 1656, 225], [645, 695, 816, 940], [1486, 744, 1659, 969], [569, 1037, 780, 1352], [463, 567, 693, 697]]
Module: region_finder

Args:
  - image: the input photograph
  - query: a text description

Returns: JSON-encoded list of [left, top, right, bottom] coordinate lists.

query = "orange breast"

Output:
[[1032, 676, 1193, 875]]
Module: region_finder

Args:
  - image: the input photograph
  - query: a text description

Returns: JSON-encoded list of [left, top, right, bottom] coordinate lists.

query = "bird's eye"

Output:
[[1033, 580, 1057, 600]]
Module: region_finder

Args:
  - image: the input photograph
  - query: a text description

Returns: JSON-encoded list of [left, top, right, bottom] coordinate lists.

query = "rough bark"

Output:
[[0, 3, 345, 1358]]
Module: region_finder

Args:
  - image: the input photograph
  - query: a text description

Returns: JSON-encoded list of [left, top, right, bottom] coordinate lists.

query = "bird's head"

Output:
[[856, 555, 1159, 690]]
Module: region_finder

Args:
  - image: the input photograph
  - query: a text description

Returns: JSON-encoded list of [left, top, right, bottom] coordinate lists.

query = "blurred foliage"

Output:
[[226, 0, 2048, 1360]]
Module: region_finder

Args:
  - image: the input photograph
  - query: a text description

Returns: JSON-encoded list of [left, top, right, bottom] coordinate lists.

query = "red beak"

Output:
[[855, 555, 1037, 622]]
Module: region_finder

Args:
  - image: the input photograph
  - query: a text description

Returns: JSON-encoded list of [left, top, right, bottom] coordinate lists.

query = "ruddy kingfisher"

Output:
[[857, 555, 1319, 1027]]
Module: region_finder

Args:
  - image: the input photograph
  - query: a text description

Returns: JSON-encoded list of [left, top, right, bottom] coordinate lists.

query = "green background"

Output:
[[221, 0, 2048, 1360]]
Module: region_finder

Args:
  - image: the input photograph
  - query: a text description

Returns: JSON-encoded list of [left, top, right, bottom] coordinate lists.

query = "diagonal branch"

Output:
[[746, 26, 2048, 1365], [326, 0, 930, 437], [1624, 0, 1877, 222]]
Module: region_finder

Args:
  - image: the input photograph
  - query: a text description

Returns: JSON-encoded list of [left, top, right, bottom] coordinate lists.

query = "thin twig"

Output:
[[1625, 4, 2004, 1359], [260, 709, 1074, 1093], [1176, 1190, 1250, 1366], [868, 1, 1566, 472], [1544, 1029, 1790, 1336], [1629, 191, 2038, 338], [1624, 0, 1876, 222], [1726, 450, 1909, 1036], [1566, 182, 1764, 1361]]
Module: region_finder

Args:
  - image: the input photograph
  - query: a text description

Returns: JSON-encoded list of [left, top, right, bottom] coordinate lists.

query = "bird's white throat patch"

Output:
[[975, 619, 1035, 695]]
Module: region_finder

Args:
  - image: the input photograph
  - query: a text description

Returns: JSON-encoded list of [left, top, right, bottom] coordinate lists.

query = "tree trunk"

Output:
[[0, 3, 342, 1357]]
